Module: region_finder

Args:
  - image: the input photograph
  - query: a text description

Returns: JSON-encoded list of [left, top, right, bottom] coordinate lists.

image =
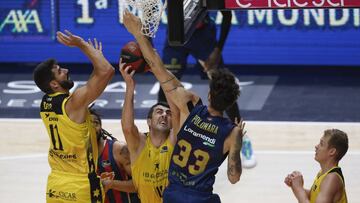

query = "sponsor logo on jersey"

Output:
[[160, 146, 168, 153], [47, 189, 77, 201], [49, 149, 77, 161], [101, 160, 111, 168], [184, 125, 216, 147]]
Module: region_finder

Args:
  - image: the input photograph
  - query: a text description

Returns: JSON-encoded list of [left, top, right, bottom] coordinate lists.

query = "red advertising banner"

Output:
[[225, 0, 360, 9]]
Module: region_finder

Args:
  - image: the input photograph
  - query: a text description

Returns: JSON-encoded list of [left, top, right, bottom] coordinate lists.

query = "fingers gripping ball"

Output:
[[120, 41, 150, 73]]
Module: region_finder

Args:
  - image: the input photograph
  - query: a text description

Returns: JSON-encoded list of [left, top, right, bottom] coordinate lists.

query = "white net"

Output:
[[125, 0, 166, 38]]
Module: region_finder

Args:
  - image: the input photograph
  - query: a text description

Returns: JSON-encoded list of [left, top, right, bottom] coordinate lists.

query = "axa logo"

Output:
[[47, 189, 77, 201], [0, 9, 43, 33]]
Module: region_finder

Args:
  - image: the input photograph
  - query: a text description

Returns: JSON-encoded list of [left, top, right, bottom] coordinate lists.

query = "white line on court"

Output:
[[0, 153, 47, 161]]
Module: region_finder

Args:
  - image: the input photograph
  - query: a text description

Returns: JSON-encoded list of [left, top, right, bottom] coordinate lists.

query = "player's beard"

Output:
[[59, 79, 74, 91]]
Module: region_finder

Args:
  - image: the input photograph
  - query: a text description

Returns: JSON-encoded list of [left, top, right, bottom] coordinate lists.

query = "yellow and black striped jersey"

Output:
[[40, 92, 98, 175]]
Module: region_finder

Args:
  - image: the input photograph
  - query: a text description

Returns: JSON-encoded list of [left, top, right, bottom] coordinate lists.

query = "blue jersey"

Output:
[[164, 102, 235, 203], [98, 139, 140, 203]]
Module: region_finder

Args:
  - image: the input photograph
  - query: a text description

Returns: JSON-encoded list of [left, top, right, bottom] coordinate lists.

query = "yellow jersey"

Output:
[[131, 133, 174, 203], [310, 166, 347, 203], [40, 92, 98, 174], [40, 92, 102, 202]]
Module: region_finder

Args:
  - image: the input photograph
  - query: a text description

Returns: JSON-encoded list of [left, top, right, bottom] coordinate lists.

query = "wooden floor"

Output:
[[0, 119, 359, 202]]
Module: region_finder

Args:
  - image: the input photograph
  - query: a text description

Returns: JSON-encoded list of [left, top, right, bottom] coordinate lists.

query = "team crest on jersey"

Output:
[[101, 160, 111, 168], [160, 146, 168, 153]]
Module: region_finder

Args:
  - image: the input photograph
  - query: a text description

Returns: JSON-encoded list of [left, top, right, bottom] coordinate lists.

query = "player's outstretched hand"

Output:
[[235, 117, 246, 140], [123, 9, 142, 37], [119, 58, 136, 89], [56, 30, 85, 48], [87, 38, 102, 52]]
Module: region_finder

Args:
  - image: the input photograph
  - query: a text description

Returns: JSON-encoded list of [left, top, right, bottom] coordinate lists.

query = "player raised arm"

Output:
[[122, 10, 199, 118], [224, 118, 245, 183], [119, 60, 145, 161], [203, 10, 232, 72], [56, 30, 114, 123]]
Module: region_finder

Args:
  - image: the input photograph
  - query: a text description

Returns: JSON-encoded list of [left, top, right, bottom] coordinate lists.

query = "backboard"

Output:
[[167, 0, 207, 46]]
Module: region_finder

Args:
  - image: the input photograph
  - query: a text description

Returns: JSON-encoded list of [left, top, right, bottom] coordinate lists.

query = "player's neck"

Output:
[[319, 159, 338, 174], [207, 106, 223, 117], [149, 130, 168, 148], [51, 85, 69, 94]]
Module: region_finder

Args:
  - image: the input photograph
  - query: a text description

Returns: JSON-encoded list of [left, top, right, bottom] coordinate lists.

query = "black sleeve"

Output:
[[216, 10, 232, 51], [187, 99, 203, 112]]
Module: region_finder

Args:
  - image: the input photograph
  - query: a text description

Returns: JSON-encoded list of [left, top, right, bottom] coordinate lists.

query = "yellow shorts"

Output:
[[46, 171, 104, 203]]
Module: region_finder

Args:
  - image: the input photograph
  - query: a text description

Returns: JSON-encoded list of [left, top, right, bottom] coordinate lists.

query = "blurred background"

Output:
[[1, 0, 359, 120]]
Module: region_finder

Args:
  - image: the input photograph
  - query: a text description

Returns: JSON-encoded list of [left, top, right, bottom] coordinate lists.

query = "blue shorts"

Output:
[[163, 184, 221, 203], [162, 20, 217, 78]]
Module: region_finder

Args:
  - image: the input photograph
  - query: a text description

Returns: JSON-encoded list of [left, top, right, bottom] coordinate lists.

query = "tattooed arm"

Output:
[[224, 118, 245, 184], [122, 10, 199, 119]]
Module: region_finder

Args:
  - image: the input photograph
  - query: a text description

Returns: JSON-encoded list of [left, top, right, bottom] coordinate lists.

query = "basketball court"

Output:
[[0, 119, 359, 202], [1, 0, 360, 202]]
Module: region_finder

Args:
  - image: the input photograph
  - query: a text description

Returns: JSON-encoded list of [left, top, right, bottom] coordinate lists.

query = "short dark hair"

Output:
[[324, 129, 349, 161], [33, 59, 57, 94], [209, 69, 240, 112], [147, 102, 170, 119]]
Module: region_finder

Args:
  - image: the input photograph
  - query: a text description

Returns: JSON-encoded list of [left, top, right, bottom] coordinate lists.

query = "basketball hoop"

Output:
[[125, 0, 167, 38]]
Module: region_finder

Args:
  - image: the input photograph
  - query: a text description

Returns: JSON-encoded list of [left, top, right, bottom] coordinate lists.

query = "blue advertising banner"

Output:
[[0, 0, 359, 65]]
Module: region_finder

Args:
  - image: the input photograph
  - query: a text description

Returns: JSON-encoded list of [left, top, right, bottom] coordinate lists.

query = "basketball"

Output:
[[120, 41, 150, 73]]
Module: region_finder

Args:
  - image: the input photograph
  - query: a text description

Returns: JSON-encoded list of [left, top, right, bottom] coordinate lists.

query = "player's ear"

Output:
[[49, 80, 59, 90], [147, 118, 151, 127], [329, 147, 337, 157]]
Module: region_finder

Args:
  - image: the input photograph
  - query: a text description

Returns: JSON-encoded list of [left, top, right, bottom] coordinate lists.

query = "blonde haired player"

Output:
[[285, 129, 348, 203]]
